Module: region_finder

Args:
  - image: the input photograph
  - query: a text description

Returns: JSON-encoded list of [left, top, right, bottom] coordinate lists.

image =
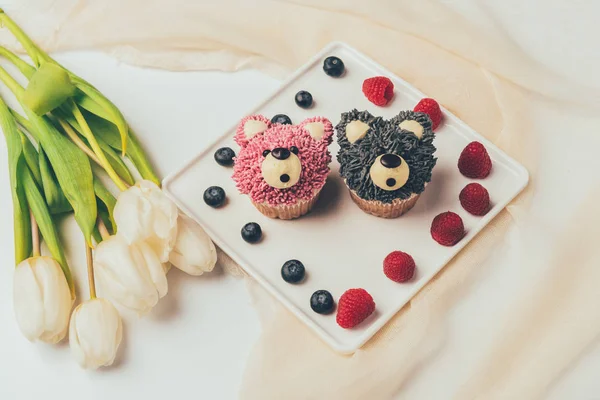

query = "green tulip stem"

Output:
[[57, 118, 131, 188], [0, 65, 24, 100], [0, 10, 49, 67], [57, 118, 102, 165], [30, 209, 40, 257], [0, 46, 35, 79], [68, 99, 128, 191], [85, 242, 96, 300]]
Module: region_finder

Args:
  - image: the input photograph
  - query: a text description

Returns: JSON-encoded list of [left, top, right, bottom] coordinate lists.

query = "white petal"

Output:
[[113, 185, 152, 244], [69, 299, 122, 369], [13, 259, 45, 342], [137, 241, 168, 299], [35, 257, 71, 343], [13, 257, 71, 344], [95, 235, 158, 314], [94, 234, 169, 314], [170, 214, 217, 276], [113, 180, 179, 263]]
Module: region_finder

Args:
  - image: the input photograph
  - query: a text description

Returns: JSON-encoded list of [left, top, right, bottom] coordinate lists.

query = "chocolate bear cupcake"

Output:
[[336, 109, 437, 218]]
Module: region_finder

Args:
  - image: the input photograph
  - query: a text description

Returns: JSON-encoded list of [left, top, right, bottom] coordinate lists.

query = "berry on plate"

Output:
[[336, 288, 376, 329], [383, 251, 415, 283], [323, 56, 345, 77], [362, 76, 394, 106], [295, 90, 313, 109], [241, 222, 262, 243], [431, 211, 465, 246], [203, 186, 226, 207], [458, 141, 492, 179], [271, 114, 292, 125], [414, 98, 443, 130], [281, 259, 305, 284], [459, 183, 490, 216], [214, 147, 236, 166], [310, 290, 335, 314]]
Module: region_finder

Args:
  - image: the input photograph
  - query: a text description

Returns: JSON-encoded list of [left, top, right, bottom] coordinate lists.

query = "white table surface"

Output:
[[1, 51, 599, 400]]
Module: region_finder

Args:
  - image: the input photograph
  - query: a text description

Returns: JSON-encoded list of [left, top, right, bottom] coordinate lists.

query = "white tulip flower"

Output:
[[169, 214, 217, 276], [113, 180, 178, 262], [13, 256, 72, 343], [94, 234, 168, 314], [69, 298, 123, 369]]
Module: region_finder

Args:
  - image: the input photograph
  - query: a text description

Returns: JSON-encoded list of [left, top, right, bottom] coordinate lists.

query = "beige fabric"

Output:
[[3, 0, 600, 398]]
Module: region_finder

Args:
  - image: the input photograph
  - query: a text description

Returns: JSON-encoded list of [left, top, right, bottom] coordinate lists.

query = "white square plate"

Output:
[[163, 42, 528, 354]]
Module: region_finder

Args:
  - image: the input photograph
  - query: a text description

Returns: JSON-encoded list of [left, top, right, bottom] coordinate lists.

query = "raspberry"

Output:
[[458, 141, 492, 179], [459, 183, 490, 216], [414, 98, 443, 130], [383, 251, 415, 283], [362, 76, 394, 106], [336, 288, 376, 329], [431, 211, 465, 246]]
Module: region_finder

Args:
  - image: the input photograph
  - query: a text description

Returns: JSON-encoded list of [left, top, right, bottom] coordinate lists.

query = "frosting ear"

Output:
[[234, 114, 271, 147], [393, 110, 433, 140], [345, 120, 371, 143], [337, 110, 376, 146], [299, 117, 333, 144]]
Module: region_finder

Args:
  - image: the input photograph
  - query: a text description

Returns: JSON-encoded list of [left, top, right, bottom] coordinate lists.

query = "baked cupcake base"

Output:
[[349, 190, 420, 218], [252, 192, 321, 220]]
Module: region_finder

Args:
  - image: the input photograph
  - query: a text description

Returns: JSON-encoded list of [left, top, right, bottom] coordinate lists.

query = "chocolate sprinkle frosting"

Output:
[[336, 109, 437, 203]]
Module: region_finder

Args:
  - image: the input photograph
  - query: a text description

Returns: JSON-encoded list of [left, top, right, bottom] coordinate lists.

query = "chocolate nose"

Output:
[[380, 153, 402, 168], [272, 147, 291, 160], [280, 174, 290, 183]]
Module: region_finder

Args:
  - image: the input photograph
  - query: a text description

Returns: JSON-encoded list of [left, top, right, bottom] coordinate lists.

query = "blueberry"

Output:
[[214, 147, 236, 166], [271, 114, 292, 125], [203, 186, 226, 208], [241, 222, 262, 243], [281, 260, 305, 284], [294, 91, 313, 109], [310, 290, 335, 314], [323, 56, 345, 77]]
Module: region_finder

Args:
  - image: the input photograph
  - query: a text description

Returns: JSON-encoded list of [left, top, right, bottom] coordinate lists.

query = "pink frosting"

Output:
[[298, 116, 334, 146], [234, 114, 271, 147], [232, 116, 333, 206]]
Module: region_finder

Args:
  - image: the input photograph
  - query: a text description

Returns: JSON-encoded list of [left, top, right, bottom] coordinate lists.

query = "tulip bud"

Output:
[[13, 256, 72, 343], [23, 63, 76, 115], [69, 298, 123, 369], [94, 234, 168, 314], [113, 180, 178, 262], [169, 214, 217, 276]]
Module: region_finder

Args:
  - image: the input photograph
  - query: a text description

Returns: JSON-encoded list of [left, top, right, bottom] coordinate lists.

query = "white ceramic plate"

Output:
[[163, 42, 528, 354]]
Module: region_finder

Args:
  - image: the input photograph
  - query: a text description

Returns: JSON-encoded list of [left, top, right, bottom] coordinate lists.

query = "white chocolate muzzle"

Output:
[[369, 154, 410, 191], [261, 152, 302, 189]]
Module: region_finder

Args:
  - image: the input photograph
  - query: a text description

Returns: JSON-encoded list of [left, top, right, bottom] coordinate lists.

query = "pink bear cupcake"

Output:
[[233, 115, 333, 220]]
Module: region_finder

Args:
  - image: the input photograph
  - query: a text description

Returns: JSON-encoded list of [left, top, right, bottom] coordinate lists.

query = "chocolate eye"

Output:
[[290, 146, 299, 155], [262, 150, 271, 157]]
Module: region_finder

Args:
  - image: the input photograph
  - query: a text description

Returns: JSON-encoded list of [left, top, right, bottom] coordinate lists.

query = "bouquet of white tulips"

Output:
[[0, 10, 217, 369]]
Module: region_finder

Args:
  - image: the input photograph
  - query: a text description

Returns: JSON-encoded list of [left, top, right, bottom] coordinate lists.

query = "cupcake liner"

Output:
[[253, 191, 321, 220], [349, 189, 420, 218]]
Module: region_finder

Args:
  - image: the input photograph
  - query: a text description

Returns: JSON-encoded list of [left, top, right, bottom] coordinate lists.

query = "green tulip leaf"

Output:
[[0, 96, 31, 264], [72, 80, 129, 154], [19, 132, 41, 187], [93, 177, 117, 232], [22, 167, 75, 298], [39, 147, 73, 214], [79, 110, 159, 185], [24, 110, 97, 243]]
